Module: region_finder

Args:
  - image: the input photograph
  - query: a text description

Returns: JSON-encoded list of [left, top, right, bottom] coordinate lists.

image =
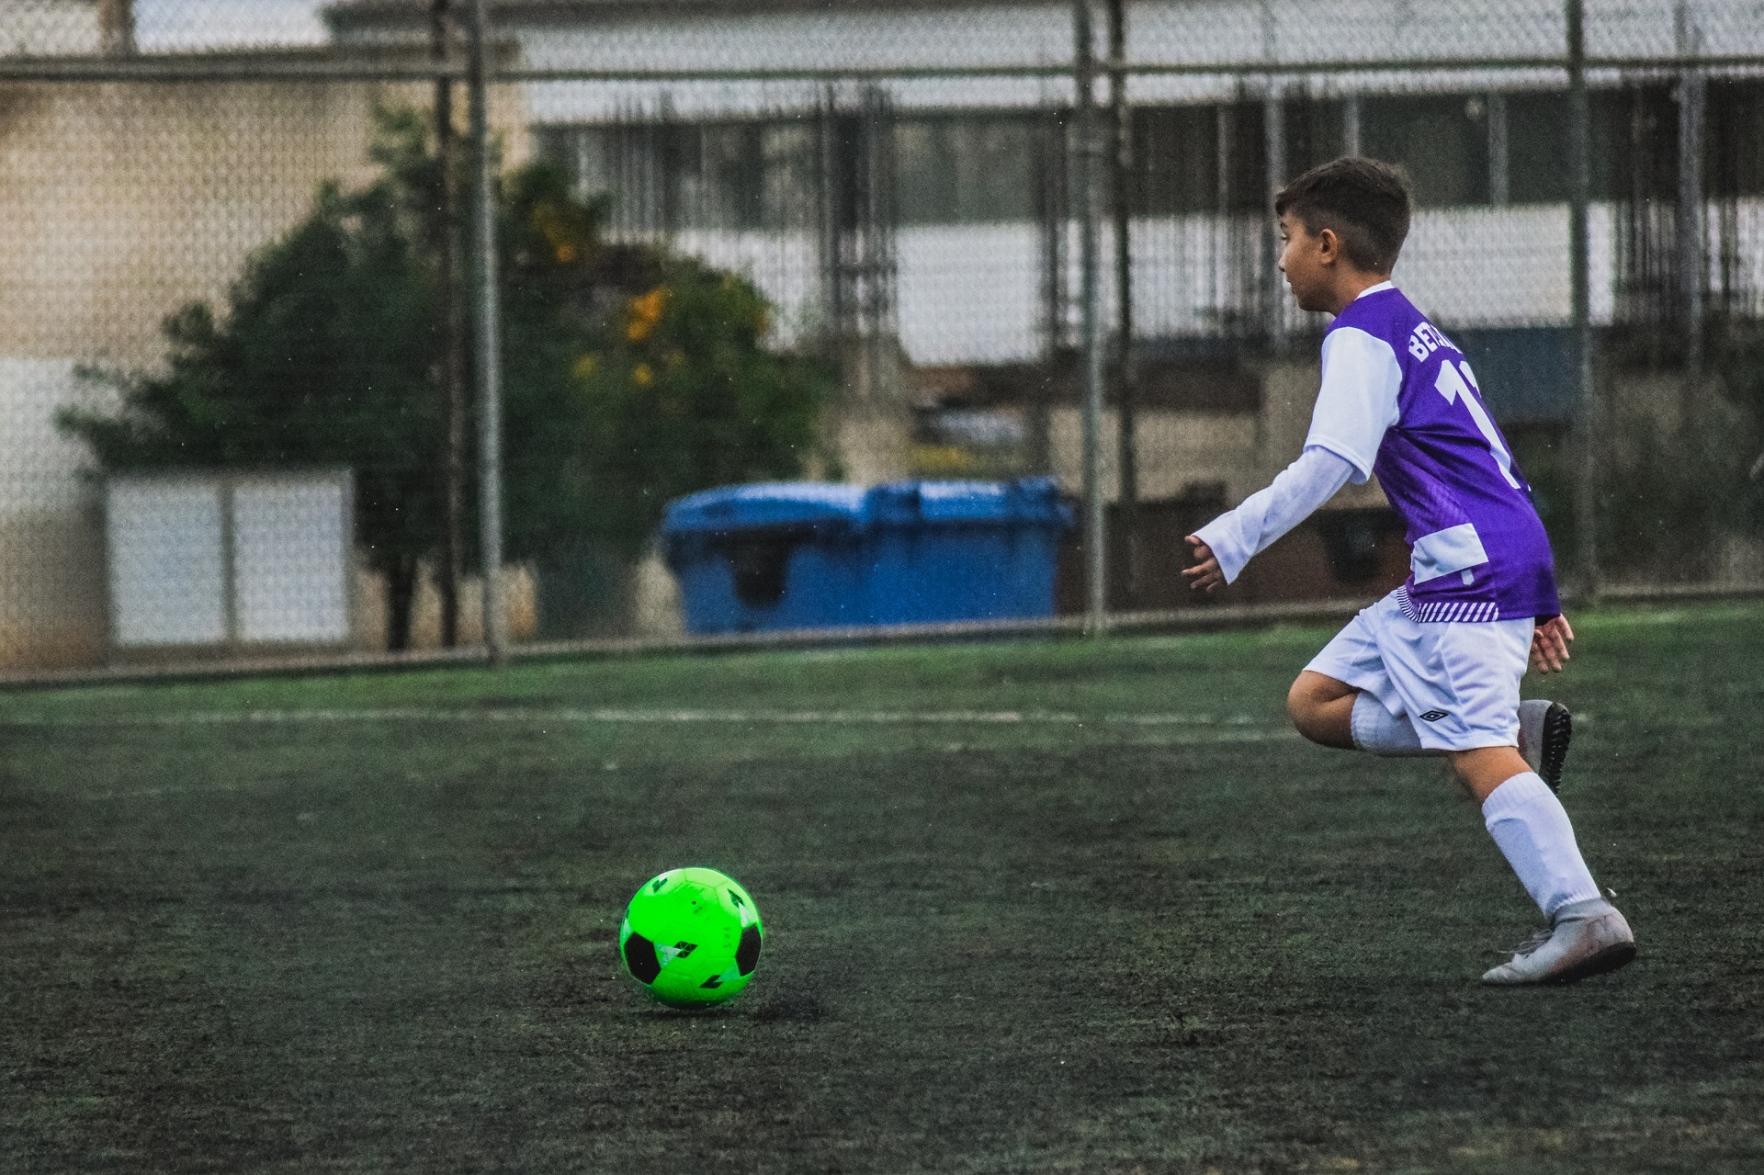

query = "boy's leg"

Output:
[[1345, 601, 1633, 983], [1305, 596, 1580, 776], [1292, 598, 1435, 755], [1288, 671, 1436, 756], [1516, 699, 1574, 791], [1384, 622, 1601, 919], [1460, 748, 1635, 984], [1285, 671, 1357, 748]]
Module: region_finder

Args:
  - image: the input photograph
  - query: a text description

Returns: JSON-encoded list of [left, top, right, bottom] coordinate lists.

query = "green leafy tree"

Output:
[[61, 108, 835, 648], [1546, 339, 1764, 585], [495, 163, 836, 566]]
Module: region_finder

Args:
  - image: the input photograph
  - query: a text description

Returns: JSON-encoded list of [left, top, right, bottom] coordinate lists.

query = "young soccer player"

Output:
[[1183, 157, 1635, 985]]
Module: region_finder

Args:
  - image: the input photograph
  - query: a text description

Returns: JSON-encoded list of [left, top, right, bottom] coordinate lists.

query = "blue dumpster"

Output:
[[661, 478, 1072, 635]]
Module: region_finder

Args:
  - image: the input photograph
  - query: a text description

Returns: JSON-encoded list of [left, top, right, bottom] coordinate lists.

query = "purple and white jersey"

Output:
[[1307, 282, 1560, 622]]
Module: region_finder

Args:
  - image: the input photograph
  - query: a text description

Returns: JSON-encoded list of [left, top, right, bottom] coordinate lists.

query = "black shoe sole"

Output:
[[1539, 703, 1572, 793], [1545, 941, 1637, 985]]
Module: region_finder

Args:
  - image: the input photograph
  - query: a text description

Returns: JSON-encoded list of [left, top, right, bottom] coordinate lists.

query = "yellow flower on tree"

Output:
[[533, 204, 584, 265], [632, 362, 654, 388], [626, 286, 669, 343]]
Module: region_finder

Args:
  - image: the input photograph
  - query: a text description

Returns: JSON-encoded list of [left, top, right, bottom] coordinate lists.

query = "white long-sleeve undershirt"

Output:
[[1192, 447, 1358, 585]]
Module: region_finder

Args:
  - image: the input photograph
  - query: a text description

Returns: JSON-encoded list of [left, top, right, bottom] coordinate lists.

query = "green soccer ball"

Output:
[[618, 867, 764, 1008]]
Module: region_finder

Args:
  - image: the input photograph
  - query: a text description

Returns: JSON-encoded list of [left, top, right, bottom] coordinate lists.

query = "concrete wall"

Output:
[[0, 0, 100, 57], [0, 75, 531, 668], [0, 80, 432, 367]]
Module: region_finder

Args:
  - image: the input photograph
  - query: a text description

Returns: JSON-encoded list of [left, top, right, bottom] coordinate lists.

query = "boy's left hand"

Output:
[[1183, 535, 1223, 594], [1530, 613, 1574, 674]]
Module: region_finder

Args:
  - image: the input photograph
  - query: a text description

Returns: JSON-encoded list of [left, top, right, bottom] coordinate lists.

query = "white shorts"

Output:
[[1305, 590, 1534, 752]]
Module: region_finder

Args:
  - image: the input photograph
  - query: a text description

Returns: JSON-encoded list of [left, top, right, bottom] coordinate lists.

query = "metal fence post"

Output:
[[1675, 0, 1706, 381], [1106, 0, 1138, 609], [1566, 0, 1598, 603], [1074, 0, 1108, 634], [468, 0, 507, 662], [433, 0, 468, 649]]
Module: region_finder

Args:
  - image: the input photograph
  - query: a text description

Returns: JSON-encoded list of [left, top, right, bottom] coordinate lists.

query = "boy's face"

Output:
[[1276, 212, 1333, 313]]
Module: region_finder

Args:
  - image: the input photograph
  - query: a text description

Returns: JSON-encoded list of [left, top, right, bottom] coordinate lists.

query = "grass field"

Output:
[[4, 601, 1763, 1173]]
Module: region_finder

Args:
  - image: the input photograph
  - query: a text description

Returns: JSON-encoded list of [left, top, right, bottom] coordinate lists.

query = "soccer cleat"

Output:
[[1517, 699, 1572, 792], [1480, 899, 1636, 986]]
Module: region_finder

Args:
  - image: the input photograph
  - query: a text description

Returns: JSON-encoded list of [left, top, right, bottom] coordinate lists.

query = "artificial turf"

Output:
[[3, 602, 1761, 1172]]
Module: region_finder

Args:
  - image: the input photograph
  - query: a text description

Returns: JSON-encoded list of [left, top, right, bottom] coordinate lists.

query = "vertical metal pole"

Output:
[[1343, 95, 1363, 158], [1488, 91, 1510, 206], [1106, 0, 1137, 608], [468, 0, 507, 661], [1032, 111, 1065, 474], [99, 0, 136, 56], [1263, 87, 1287, 348], [818, 90, 847, 362], [1260, 1, 1285, 349], [1074, 0, 1107, 633], [1566, 0, 1598, 601], [1675, 0, 1706, 381], [433, 0, 467, 649], [219, 478, 239, 653]]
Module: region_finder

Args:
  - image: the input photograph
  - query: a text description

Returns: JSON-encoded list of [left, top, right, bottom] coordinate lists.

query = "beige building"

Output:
[[0, 58, 532, 669], [0, 62, 1406, 671], [0, 0, 103, 58]]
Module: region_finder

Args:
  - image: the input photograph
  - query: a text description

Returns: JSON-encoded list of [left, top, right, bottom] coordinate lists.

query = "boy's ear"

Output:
[[1315, 227, 1341, 266]]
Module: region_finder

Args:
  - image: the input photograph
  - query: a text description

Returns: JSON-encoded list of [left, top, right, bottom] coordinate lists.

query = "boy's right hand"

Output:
[[1182, 535, 1223, 594], [1530, 613, 1574, 674]]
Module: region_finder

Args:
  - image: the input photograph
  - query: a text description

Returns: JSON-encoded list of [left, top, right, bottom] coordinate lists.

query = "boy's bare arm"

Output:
[[1530, 614, 1574, 674]]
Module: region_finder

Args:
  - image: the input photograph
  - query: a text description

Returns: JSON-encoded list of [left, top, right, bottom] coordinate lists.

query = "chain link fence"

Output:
[[2, 0, 1761, 675]]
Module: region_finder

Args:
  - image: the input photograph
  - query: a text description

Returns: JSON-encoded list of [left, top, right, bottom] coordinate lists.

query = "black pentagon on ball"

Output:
[[736, 925, 762, 975], [622, 931, 662, 984]]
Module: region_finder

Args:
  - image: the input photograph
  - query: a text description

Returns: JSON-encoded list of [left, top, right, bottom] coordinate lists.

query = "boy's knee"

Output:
[[1284, 679, 1314, 731], [1286, 672, 1357, 748], [1448, 745, 1531, 803], [1285, 676, 1329, 741]]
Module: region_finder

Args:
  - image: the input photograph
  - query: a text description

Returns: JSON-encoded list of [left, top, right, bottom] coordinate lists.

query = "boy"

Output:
[[1183, 157, 1635, 985]]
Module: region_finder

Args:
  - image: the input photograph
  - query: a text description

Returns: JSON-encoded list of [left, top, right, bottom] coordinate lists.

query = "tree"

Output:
[[61, 108, 835, 649]]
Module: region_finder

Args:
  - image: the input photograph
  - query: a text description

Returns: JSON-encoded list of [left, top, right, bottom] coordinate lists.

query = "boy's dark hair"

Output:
[[1274, 157, 1413, 274]]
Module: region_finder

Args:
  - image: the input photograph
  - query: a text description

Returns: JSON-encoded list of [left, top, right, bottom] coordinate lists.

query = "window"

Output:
[[1598, 86, 1679, 203], [1362, 93, 1491, 207], [537, 121, 817, 233], [677, 124, 765, 229], [1283, 97, 1347, 179], [1507, 86, 1681, 204], [1134, 105, 1217, 214], [1708, 80, 1764, 198], [893, 116, 1038, 224], [757, 124, 819, 229], [1132, 102, 1267, 214], [1505, 91, 1571, 204]]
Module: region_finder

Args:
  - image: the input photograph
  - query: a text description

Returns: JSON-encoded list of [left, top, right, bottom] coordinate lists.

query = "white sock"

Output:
[[1481, 772, 1603, 919], [1349, 691, 1433, 757]]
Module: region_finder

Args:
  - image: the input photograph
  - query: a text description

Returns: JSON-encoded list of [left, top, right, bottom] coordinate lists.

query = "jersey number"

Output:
[[1434, 360, 1520, 489]]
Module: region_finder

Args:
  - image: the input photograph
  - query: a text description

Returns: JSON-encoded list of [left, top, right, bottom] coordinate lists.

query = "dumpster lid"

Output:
[[662, 482, 869, 535], [867, 477, 1068, 525]]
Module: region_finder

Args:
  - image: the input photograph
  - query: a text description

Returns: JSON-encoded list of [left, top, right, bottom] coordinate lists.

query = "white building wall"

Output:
[[0, 361, 113, 668], [322, 0, 1764, 367], [331, 0, 1764, 116], [330, 0, 1764, 73], [0, 0, 100, 56], [676, 201, 1661, 368], [342, 0, 1756, 366]]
